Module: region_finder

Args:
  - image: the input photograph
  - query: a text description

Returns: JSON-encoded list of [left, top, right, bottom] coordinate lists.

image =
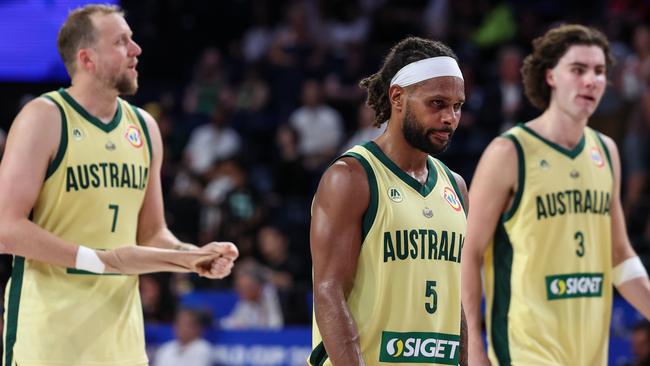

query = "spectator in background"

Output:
[[622, 24, 650, 249], [341, 104, 385, 151], [478, 45, 537, 136], [289, 79, 344, 170], [631, 321, 650, 366], [153, 308, 212, 366], [183, 47, 228, 117], [140, 274, 177, 323], [220, 260, 283, 330], [184, 106, 242, 176], [257, 225, 310, 324], [257, 225, 306, 289], [266, 2, 324, 119]]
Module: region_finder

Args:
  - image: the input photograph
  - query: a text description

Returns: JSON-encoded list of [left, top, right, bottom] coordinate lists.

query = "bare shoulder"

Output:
[[7, 97, 62, 151], [318, 157, 368, 197], [314, 156, 370, 213], [470, 136, 520, 195], [15, 97, 61, 127], [478, 136, 520, 171]]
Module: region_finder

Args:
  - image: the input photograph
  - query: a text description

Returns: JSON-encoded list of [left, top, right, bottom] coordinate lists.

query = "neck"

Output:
[[374, 118, 429, 179], [530, 104, 587, 149], [178, 338, 195, 347], [67, 78, 120, 123]]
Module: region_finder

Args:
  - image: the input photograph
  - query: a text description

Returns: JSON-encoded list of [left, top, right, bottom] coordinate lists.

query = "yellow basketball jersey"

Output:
[[3, 89, 152, 366], [484, 124, 613, 365], [310, 142, 467, 365]]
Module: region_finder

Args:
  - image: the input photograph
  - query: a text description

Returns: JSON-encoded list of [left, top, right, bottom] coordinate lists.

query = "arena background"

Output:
[[0, 0, 649, 365]]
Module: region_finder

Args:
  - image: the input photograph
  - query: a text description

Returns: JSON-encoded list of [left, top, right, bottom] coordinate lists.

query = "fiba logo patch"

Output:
[[442, 187, 462, 212], [72, 128, 85, 141], [590, 147, 605, 168], [125, 125, 143, 148], [387, 187, 403, 203]]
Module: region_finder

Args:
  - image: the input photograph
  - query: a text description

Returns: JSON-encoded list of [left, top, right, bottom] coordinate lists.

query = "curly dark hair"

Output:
[[522, 24, 615, 110], [359, 37, 458, 126]]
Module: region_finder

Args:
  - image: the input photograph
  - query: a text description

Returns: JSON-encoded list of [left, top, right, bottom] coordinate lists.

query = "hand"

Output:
[[191, 242, 238, 279]]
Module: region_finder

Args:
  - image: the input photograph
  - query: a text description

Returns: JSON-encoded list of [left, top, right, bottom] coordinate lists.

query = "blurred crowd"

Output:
[[0, 0, 650, 362]]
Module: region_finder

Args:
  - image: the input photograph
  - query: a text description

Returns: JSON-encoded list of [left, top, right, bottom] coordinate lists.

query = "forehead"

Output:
[[557, 45, 605, 67], [91, 12, 130, 38], [410, 76, 465, 99]]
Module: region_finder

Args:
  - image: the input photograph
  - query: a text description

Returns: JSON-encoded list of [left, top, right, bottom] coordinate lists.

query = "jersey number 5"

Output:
[[108, 204, 119, 233], [425, 280, 438, 314]]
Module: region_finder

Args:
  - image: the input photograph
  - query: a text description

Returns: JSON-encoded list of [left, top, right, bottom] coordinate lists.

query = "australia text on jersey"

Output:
[[383, 229, 463, 263], [536, 189, 610, 220], [66, 162, 149, 192]]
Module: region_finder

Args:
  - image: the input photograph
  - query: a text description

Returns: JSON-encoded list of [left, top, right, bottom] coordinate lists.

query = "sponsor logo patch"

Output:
[[388, 187, 403, 203], [380, 331, 460, 364], [125, 124, 143, 148], [546, 273, 604, 300], [72, 127, 85, 141]]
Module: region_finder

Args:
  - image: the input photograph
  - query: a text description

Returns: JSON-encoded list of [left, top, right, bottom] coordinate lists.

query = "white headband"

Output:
[[390, 56, 463, 88]]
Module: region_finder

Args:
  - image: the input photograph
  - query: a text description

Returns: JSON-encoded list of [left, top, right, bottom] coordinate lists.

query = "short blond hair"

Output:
[[57, 4, 124, 76]]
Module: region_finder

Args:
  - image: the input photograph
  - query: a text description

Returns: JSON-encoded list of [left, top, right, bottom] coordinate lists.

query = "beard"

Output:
[[402, 105, 454, 155], [113, 72, 138, 96]]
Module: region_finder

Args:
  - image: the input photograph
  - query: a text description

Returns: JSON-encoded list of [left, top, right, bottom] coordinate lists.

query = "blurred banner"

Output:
[[0, 0, 117, 82], [146, 325, 312, 366]]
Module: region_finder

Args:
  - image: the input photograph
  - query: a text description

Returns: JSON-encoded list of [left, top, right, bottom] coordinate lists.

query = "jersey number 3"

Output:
[[575, 231, 585, 257]]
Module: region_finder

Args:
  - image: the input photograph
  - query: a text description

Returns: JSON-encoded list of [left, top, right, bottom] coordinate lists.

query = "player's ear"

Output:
[[545, 68, 556, 88], [389, 85, 404, 112], [77, 48, 97, 73]]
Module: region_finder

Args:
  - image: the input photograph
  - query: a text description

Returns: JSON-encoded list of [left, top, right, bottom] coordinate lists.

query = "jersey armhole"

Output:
[[438, 160, 467, 216], [42, 95, 68, 180], [501, 134, 525, 222], [594, 131, 614, 177], [128, 104, 153, 164], [340, 152, 378, 243]]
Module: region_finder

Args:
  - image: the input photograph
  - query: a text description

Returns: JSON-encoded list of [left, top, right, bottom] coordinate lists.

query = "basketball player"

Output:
[[310, 37, 468, 365], [462, 24, 650, 365], [0, 4, 238, 366]]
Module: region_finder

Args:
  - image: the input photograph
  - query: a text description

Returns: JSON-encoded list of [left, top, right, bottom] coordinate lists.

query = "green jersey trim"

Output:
[[42, 95, 68, 180], [309, 341, 329, 365], [519, 124, 585, 159], [594, 131, 613, 177], [129, 104, 153, 163], [362, 141, 438, 197], [438, 160, 467, 215], [502, 134, 525, 222], [66, 268, 124, 276], [342, 152, 378, 243], [4, 256, 25, 366], [491, 222, 513, 365], [58, 88, 122, 133]]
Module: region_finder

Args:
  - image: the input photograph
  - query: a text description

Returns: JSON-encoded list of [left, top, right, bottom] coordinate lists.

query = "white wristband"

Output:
[[613, 256, 648, 286], [75, 246, 106, 274]]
